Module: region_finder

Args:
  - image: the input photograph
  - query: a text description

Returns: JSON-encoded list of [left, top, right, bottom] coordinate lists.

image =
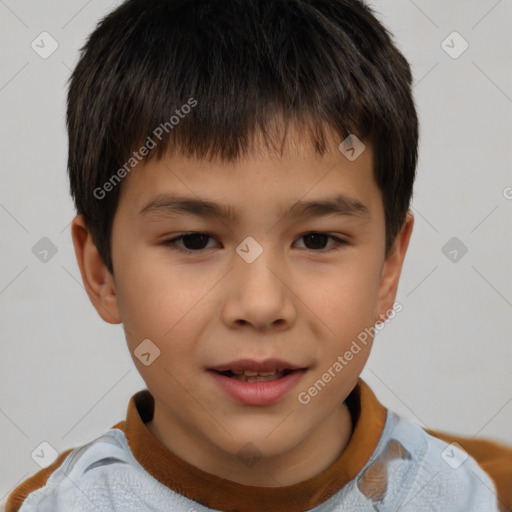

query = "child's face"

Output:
[[73, 123, 412, 481]]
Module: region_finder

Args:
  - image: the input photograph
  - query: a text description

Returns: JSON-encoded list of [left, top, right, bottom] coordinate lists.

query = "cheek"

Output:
[[114, 253, 176, 331], [114, 253, 217, 362], [302, 255, 382, 337]]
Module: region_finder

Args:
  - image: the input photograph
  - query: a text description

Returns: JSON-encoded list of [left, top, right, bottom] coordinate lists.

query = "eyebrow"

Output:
[[139, 193, 370, 222]]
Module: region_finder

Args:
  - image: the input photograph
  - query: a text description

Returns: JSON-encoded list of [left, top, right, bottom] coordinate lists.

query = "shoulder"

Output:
[[355, 410, 502, 511], [6, 425, 190, 512], [5, 446, 75, 512], [6, 427, 137, 512], [425, 426, 512, 512]]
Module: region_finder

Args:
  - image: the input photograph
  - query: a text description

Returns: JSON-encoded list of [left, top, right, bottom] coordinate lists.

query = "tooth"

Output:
[[232, 373, 283, 382], [243, 371, 259, 376], [249, 375, 278, 382], [258, 371, 277, 376], [231, 370, 244, 375]]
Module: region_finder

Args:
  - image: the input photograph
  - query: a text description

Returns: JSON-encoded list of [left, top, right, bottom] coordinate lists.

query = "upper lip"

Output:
[[209, 358, 305, 373]]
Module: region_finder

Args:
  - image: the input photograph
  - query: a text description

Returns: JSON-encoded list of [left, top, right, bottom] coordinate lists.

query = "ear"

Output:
[[375, 211, 414, 323], [71, 214, 121, 324]]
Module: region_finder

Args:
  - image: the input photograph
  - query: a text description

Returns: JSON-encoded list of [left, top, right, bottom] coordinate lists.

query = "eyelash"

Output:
[[161, 232, 348, 255]]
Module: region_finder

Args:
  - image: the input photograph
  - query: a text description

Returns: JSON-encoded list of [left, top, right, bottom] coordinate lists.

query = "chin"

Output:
[[211, 421, 302, 460]]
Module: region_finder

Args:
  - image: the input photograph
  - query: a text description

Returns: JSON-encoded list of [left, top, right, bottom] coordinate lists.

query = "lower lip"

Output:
[[208, 370, 306, 406]]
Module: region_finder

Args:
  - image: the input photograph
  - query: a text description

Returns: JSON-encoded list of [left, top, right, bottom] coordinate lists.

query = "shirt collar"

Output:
[[113, 377, 387, 512]]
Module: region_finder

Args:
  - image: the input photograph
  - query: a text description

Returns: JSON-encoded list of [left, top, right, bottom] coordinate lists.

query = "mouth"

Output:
[[208, 358, 307, 405], [212, 368, 296, 382]]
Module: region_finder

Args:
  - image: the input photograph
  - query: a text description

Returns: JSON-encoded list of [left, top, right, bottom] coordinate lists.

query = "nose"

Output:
[[221, 242, 296, 331]]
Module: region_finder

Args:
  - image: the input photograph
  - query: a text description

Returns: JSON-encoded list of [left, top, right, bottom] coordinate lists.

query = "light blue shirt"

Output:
[[15, 408, 499, 511]]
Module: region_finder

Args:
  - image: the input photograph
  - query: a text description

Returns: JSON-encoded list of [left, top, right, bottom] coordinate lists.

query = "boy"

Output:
[[6, 0, 512, 510]]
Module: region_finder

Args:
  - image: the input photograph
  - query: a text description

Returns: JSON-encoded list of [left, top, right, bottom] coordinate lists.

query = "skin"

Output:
[[71, 122, 413, 487]]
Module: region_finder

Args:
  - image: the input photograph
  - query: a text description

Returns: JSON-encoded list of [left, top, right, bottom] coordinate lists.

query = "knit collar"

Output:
[[112, 378, 387, 512]]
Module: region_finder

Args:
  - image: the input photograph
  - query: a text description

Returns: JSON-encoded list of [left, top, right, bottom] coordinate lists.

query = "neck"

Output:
[[147, 400, 353, 487]]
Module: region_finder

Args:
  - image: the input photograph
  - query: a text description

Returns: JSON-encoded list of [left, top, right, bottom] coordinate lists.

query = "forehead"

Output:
[[116, 121, 378, 223]]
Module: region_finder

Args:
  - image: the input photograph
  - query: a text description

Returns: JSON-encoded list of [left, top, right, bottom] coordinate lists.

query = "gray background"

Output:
[[1, 0, 511, 503]]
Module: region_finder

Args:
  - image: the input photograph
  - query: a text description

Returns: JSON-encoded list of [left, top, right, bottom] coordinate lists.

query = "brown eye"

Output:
[[295, 233, 346, 252], [302, 233, 329, 250], [162, 233, 218, 253], [178, 233, 210, 250]]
